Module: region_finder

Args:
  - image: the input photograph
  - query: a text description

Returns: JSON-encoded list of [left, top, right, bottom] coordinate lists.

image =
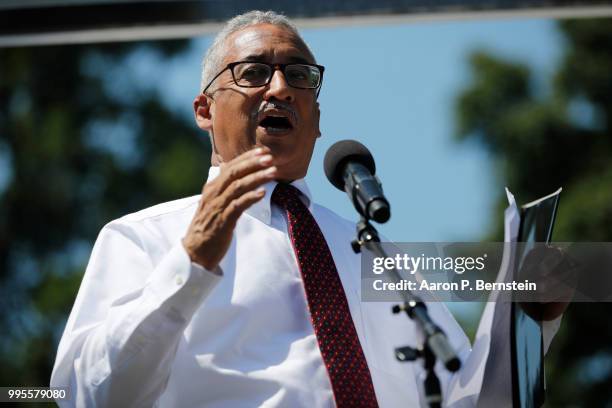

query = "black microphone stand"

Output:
[[351, 218, 462, 408]]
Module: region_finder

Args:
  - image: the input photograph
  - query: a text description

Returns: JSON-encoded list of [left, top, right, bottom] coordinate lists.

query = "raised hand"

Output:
[[182, 147, 277, 270]]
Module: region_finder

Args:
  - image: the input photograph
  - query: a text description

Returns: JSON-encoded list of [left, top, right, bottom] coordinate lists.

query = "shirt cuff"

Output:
[[191, 260, 223, 277], [144, 242, 222, 321]]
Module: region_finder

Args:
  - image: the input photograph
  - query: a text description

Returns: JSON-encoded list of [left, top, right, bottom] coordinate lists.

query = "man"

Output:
[[51, 10, 562, 407]]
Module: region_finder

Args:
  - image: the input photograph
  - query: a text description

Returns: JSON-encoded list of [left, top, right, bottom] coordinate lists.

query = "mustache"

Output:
[[252, 100, 298, 123]]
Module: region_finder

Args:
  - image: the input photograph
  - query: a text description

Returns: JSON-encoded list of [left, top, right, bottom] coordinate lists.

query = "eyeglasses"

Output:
[[202, 61, 325, 95]]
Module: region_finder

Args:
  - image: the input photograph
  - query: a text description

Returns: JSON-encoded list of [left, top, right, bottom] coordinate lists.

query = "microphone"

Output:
[[324, 140, 390, 223]]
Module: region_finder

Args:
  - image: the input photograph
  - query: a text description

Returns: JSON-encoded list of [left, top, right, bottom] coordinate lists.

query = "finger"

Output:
[[224, 187, 267, 225], [216, 150, 275, 193], [202, 146, 271, 197], [219, 166, 277, 208]]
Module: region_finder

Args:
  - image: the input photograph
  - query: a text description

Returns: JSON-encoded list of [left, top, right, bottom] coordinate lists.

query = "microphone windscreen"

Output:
[[324, 140, 376, 190]]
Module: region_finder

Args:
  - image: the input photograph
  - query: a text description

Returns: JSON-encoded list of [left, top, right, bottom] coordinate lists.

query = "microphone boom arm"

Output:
[[351, 218, 461, 408]]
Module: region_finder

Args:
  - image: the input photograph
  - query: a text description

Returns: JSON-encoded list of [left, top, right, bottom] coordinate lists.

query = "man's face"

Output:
[[194, 24, 321, 181]]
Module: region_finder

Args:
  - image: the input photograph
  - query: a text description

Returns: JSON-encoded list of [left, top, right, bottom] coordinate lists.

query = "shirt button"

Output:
[[175, 276, 184, 286]]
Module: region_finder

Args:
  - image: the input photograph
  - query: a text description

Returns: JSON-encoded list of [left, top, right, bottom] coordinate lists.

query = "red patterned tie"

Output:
[[272, 183, 379, 408]]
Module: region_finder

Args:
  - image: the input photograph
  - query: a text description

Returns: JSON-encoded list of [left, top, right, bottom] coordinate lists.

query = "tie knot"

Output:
[[272, 183, 302, 209]]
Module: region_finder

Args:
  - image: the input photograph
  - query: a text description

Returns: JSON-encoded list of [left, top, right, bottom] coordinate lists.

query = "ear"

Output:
[[315, 101, 321, 138], [193, 94, 213, 131]]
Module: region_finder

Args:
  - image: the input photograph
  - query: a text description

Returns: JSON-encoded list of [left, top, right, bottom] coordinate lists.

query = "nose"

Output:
[[264, 66, 294, 103]]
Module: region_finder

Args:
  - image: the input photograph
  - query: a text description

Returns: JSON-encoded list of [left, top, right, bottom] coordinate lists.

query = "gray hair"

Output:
[[200, 10, 315, 93]]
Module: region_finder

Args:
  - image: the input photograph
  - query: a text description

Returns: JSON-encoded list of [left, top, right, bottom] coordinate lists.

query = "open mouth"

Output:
[[258, 115, 294, 133]]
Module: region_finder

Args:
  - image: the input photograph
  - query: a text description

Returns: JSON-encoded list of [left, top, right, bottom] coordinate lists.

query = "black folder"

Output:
[[476, 188, 561, 408], [512, 188, 562, 408]]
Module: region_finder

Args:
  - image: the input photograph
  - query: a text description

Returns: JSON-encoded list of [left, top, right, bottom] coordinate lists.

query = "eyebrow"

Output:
[[240, 54, 311, 64]]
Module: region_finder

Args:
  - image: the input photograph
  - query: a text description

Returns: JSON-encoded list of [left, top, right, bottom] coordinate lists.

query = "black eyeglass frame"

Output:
[[202, 61, 325, 97]]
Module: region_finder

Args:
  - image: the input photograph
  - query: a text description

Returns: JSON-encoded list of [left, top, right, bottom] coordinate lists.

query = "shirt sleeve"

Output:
[[50, 219, 222, 408], [542, 315, 562, 353]]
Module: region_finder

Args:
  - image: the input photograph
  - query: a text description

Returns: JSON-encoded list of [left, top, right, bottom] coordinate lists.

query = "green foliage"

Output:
[[0, 40, 211, 391], [455, 18, 612, 405]]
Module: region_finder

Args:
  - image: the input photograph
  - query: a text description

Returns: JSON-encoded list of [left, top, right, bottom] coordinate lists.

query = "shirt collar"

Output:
[[206, 166, 313, 225]]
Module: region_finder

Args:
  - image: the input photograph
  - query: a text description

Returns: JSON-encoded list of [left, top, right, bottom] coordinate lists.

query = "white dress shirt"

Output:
[[51, 166, 559, 407]]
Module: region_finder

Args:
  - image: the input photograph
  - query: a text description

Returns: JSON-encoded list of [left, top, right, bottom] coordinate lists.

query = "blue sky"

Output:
[[145, 17, 564, 244]]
